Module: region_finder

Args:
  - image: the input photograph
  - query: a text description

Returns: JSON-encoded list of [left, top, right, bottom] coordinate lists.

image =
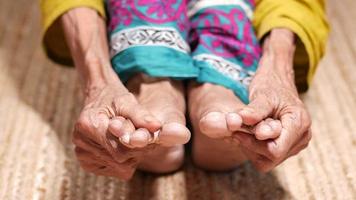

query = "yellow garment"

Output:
[[40, 0, 329, 91], [40, 0, 106, 65], [253, 0, 329, 91]]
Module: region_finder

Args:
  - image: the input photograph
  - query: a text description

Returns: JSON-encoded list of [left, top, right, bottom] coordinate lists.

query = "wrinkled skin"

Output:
[[62, 7, 312, 178], [72, 82, 160, 180], [235, 29, 312, 172]]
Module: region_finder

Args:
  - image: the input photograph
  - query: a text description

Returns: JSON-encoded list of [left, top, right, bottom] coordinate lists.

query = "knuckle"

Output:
[[292, 105, 311, 129], [268, 143, 285, 160], [75, 114, 93, 133], [301, 110, 312, 129]]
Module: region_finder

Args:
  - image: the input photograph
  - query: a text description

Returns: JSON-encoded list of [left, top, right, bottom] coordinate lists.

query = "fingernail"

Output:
[[109, 139, 118, 149], [149, 130, 160, 144], [120, 133, 130, 145]]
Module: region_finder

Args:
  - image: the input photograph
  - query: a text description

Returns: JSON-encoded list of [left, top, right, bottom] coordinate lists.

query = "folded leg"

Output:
[[187, 0, 281, 171], [188, 0, 261, 103], [107, 0, 198, 81]]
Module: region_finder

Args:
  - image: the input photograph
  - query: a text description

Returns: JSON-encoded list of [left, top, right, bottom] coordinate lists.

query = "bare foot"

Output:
[[109, 74, 190, 173], [188, 82, 281, 171]]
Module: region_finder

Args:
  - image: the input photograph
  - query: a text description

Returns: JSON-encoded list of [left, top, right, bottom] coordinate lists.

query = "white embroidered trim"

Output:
[[193, 54, 255, 87], [110, 26, 191, 57], [188, 0, 253, 20]]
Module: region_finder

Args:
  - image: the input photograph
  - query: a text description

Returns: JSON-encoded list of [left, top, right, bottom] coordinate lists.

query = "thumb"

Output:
[[238, 95, 274, 126]]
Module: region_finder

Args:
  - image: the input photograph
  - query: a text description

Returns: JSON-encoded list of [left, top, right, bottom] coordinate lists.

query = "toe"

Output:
[[114, 93, 162, 133], [189, 83, 246, 139], [226, 113, 243, 132], [159, 122, 191, 146], [199, 112, 231, 138], [153, 108, 191, 146]]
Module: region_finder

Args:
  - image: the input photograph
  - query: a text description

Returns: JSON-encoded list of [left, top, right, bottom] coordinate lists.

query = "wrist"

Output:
[[60, 8, 124, 91], [262, 28, 296, 83]]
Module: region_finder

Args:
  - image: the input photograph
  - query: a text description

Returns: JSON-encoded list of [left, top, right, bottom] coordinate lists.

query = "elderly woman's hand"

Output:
[[61, 8, 163, 179], [72, 80, 162, 179], [235, 29, 312, 172]]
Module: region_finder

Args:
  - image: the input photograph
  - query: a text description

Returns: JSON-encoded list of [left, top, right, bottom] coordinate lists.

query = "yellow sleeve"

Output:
[[40, 0, 105, 65], [253, 0, 329, 92]]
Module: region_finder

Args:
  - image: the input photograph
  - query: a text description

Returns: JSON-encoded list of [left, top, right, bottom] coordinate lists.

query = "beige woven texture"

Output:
[[0, 0, 355, 199]]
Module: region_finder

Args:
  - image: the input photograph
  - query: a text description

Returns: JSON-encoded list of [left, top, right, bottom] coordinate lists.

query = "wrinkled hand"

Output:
[[72, 83, 161, 180], [235, 29, 312, 172]]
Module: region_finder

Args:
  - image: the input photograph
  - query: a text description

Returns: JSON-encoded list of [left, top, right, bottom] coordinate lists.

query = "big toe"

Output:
[[128, 76, 190, 147], [158, 122, 191, 146], [199, 111, 231, 138], [189, 83, 246, 139]]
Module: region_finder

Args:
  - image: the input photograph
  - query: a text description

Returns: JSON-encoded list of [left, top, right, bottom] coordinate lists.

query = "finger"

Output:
[[269, 113, 307, 160], [108, 117, 126, 137], [233, 133, 275, 160], [288, 129, 312, 157], [80, 162, 105, 173], [73, 133, 113, 161], [129, 128, 151, 148], [240, 147, 273, 172], [75, 111, 110, 146], [75, 146, 113, 164], [117, 119, 136, 148], [77, 147, 139, 178], [268, 119, 282, 137], [238, 96, 273, 126], [254, 119, 281, 140], [114, 93, 161, 133]]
